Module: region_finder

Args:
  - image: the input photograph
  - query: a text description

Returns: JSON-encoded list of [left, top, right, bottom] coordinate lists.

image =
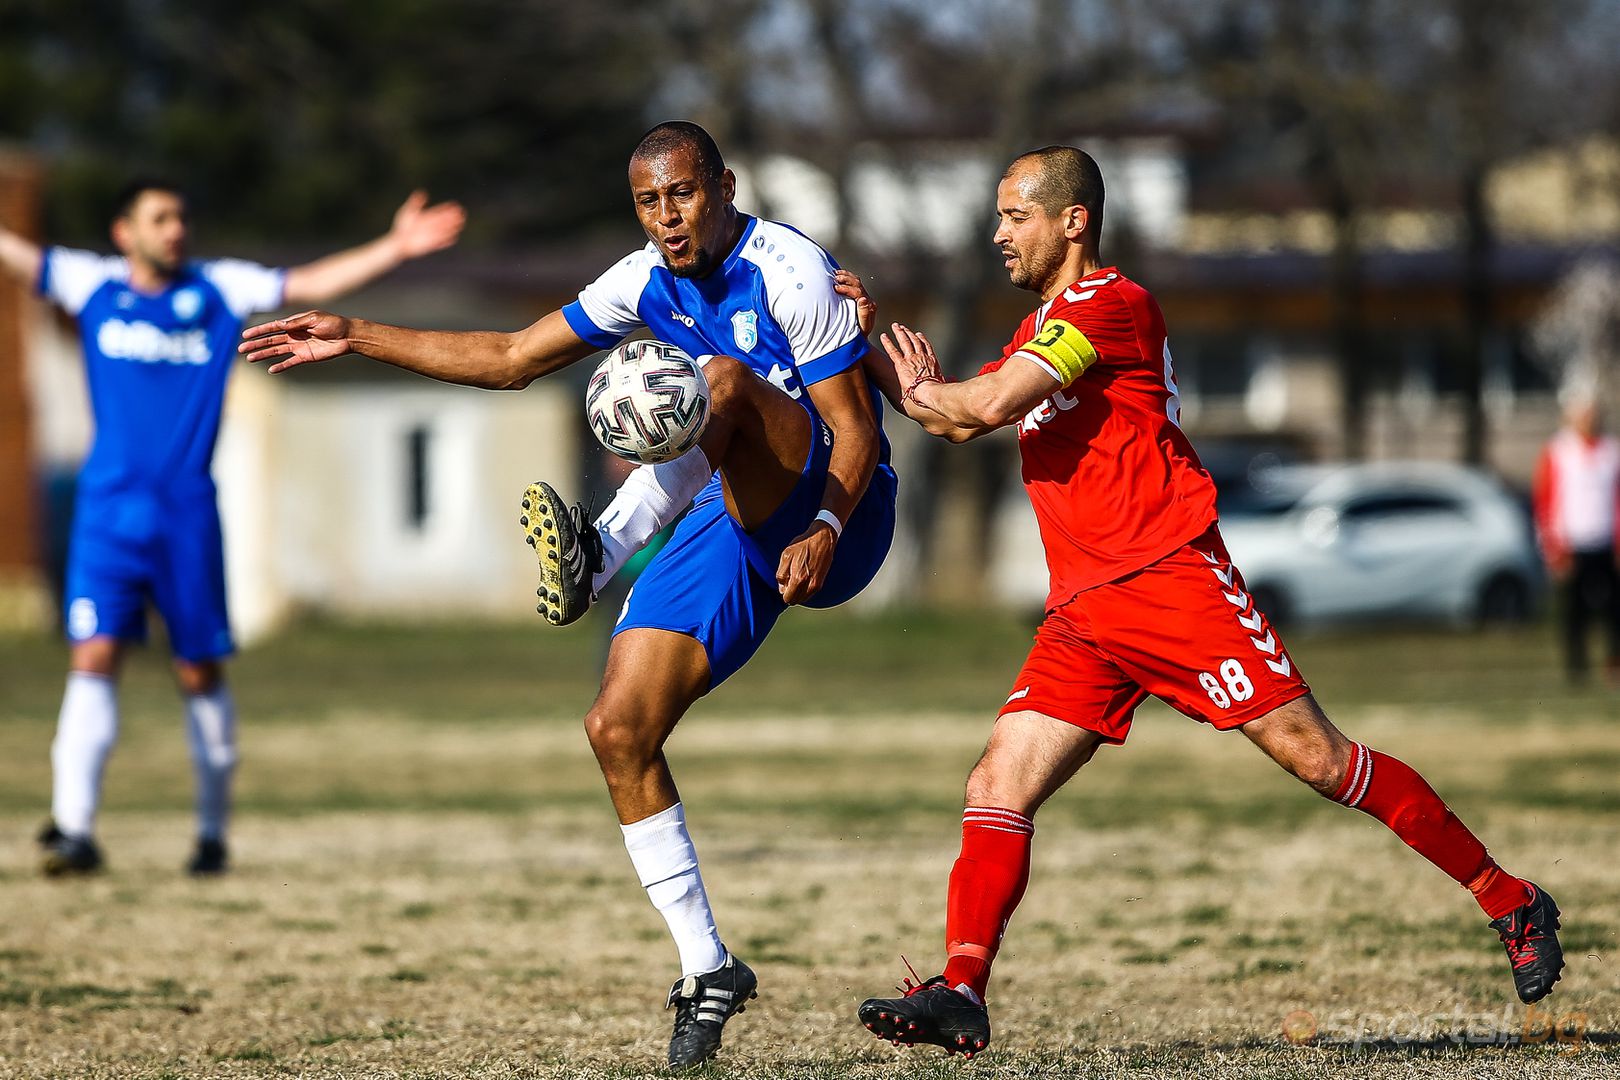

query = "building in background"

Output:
[[11, 133, 1620, 623]]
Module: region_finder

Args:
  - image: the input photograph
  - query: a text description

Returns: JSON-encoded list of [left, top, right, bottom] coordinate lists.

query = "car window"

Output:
[[1341, 492, 1466, 522], [1216, 467, 1314, 518], [1217, 487, 1301, 518]]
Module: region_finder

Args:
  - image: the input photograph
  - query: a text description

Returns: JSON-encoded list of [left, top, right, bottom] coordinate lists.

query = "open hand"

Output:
[[833, 268, 877, 337], [880, 322, 944, 409], [390, 190, 466, 260], [239, 311, 355, 373], [776, 519, 838, 605]]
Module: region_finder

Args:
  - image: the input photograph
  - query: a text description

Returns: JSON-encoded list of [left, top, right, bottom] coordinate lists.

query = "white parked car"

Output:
[[1217, 462, 1543, 627]]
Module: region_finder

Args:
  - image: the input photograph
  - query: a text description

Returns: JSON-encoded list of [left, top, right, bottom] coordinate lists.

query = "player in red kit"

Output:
[[843, 146, 1564, 1057]]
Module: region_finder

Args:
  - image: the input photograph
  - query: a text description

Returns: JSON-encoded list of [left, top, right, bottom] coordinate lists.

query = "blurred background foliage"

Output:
[[6, 0, 1615, 252], [3, 0, 1619, 610], [0, 0, 663, 246]]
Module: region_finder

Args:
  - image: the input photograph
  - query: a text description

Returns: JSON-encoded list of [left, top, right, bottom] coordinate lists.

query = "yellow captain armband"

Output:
[[1018, 318, 1099, 386]]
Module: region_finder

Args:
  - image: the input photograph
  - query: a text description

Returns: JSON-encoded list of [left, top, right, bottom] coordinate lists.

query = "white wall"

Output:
[[221, 367, 577, 639]]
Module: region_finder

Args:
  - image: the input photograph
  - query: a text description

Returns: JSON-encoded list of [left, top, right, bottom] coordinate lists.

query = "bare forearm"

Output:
[[819, 425, 878, 525], [862, 349, 904, 409], [0, 228, 42, 289], [806, 365, 882, 522], [918, 380, 1008, 431], [911, 360, 1058, 442], [347, 318, 538, 390], [902, 385, 1005, 444], [283, 235, 404, 306]]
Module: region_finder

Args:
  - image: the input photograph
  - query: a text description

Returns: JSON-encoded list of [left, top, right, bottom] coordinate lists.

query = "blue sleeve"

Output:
[[797, 335, 870, 387], [562, 300, 626, 350]]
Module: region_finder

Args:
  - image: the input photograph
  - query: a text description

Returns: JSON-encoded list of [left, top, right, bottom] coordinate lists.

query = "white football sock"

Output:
[[184, 687, 238, 842], [592, 450, 713, 595], [50, 672, 119, 838], [621, 802, 726, 976]]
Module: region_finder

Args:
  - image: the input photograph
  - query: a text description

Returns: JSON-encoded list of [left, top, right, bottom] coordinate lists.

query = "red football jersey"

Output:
[[982, 267, 1217, 610]]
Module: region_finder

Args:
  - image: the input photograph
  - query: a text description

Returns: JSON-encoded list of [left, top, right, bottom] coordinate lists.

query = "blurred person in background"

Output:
[[1532, 389, 1620, 685], [0, 180, 465, 877]]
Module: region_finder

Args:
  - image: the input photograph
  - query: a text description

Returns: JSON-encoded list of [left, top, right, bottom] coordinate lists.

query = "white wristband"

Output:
[[814, 508, 844, 538]]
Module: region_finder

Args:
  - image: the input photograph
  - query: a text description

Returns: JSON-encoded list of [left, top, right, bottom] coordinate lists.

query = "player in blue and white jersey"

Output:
[[0, 178, 465, 877], [240, 121, 896, 1069]]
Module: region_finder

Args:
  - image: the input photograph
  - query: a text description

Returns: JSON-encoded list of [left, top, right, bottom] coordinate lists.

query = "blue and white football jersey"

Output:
[[561, 215, 893, 476], [39, 247, 285, 498]]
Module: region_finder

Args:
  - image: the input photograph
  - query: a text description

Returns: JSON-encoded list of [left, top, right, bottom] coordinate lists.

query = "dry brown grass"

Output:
[[0, 616, 1616, 1077]]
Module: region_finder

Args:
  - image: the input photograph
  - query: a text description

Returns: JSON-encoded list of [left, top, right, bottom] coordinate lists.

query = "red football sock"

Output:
[[941, 807, 1034, 1001], [1334, 743, 1531, 920]]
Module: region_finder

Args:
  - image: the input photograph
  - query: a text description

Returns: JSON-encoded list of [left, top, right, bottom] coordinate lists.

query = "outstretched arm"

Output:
[[238, 306, 597, 390], [0, 225, 42, 290], [280, 191, 465, 306], [879, 323, 1057, 443]]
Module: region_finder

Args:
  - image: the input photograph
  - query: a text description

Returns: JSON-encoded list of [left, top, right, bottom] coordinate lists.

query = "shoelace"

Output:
[[670, 997, 699, 1037], [567, 501, 605, 576], [667, 974, 735, 1037], [667, 978, 703, 1037], [895, 955, 936, 997], [1505, 931, 1543, 970], [1498, 913, 1545, 970]]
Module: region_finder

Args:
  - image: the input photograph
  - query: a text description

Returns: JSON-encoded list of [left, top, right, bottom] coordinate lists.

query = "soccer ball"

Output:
[[586, 339, 711, 464]]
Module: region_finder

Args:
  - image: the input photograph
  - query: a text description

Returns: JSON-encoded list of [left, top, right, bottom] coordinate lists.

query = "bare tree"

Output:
[[1433, 0, 1612, 462], [1167, 0, 1413, 459], [1531, 257, 1620, 407], [643, 0, 1157, 602]]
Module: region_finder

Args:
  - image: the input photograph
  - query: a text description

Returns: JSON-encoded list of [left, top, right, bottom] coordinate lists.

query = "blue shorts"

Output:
[[614, 418, 896, 689], [63, 490, 234, 662]]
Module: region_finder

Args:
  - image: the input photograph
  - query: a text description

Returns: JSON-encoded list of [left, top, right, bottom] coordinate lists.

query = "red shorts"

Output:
[[1000, 526, 1310, 742]]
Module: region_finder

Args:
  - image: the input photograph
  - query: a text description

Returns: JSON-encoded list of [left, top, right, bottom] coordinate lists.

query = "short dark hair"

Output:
[[1007, 146, 1105, 241], [112, 177, 184, 222], [630, 121, 725, 183]]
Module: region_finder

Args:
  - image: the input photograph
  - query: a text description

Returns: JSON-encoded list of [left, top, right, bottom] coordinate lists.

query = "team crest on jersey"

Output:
[[731, 309, 758, 353], [171, 287, 203, 321]]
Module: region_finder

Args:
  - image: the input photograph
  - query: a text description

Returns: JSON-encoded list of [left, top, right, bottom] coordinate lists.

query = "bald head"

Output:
[[1005, 146, 1105, 244], [1563, 388, 1602, 438], [631, 121, 725, 183]]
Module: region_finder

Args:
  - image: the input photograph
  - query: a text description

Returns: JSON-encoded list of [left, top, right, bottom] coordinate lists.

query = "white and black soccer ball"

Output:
[[585, 339, 711, 464]]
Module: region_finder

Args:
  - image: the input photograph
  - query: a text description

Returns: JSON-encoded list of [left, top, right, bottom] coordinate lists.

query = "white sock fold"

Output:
[[184, 687, 238, 842], [621, 802, 725, 976], [50, 672, 119, 838], [592, 450, 713, 594]]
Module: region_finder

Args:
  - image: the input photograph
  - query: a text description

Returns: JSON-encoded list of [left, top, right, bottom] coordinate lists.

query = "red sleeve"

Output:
[[1530, 443, 1562, 565], [978, 323, 1025, 377], [977, 353, 1011, 378], [1033, 285, 1140, 367]]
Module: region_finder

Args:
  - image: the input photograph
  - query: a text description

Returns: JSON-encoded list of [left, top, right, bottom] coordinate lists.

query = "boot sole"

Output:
[[520, 482, 589, 627], [858, 998, 989, 1057]]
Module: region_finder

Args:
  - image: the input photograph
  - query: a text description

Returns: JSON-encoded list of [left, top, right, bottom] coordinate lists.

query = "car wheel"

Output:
[[1249, 583, 1290, 628], [1477, 572, 1531, 625]]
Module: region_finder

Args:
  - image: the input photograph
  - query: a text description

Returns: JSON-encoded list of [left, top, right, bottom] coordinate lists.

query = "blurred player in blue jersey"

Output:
[[241, 121, 895, 1069], [0, 180, 465, 877]]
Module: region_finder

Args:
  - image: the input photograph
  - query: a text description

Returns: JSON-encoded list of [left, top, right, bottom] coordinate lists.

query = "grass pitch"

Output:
[[0, 610, 1615, 1078]]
